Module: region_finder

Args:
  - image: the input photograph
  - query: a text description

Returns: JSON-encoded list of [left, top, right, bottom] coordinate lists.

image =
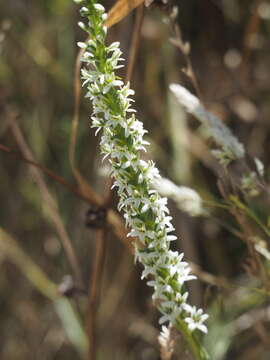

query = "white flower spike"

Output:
[[75, 1, 209, 359]]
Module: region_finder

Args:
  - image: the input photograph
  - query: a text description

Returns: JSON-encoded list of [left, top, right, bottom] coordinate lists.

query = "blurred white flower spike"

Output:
[[170, 83, 245, 163], [75, 1, 209, 358], [153, 177, 204, 216]]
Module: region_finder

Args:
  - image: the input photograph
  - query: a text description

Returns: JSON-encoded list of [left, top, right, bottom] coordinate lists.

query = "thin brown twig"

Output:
[[70, 46, 84, 170], [242, 0, 262, 65], [99, 252, 133, 328], [7, 111, 84, 288], [232, 209, 268, 285], [170, 13, 203, 101], [86, 228, 107, 360], [86, 178, 111, 360], [218, 180, 269, 287], [125, 5, 144, 83], [0, 143, 99, 205], [70, 44, 102, 205]]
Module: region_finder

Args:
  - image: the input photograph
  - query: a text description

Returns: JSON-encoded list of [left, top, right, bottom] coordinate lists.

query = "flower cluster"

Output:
[[170, 83, 245, 164], [75, 0, 208, 342], [153, 177, 205, 216]]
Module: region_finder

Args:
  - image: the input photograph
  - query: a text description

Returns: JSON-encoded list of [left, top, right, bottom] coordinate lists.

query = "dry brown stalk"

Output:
[[125, 5, 144, 83], [8, 110, 84, 288]]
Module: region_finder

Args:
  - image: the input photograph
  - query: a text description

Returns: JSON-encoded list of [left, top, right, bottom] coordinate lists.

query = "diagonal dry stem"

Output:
[[8, 110, 84, 288]]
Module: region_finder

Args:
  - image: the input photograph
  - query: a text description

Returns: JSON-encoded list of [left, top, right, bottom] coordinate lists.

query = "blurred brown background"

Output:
[[1, 0, 270, 359]]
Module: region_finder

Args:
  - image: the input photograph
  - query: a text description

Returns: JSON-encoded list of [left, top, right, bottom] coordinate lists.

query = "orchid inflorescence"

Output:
[[74, 0, 208, 356]]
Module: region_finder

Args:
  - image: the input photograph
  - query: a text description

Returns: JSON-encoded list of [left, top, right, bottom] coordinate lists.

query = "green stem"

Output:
[[175, 319, 209, 360], [229, 195, 270, 237]]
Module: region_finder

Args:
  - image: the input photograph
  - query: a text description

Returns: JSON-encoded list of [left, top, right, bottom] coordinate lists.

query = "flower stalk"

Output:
[[74, 0, 209, 358]]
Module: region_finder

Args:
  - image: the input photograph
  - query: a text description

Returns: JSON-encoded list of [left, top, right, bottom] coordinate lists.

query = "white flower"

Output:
[[94, 3, 105, 12], [184, 306, 209, 333], [161, 292, 189, 311]]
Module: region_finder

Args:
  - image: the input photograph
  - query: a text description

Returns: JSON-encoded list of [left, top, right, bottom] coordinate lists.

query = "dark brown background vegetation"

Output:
[[1, 0, 270, 359]]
